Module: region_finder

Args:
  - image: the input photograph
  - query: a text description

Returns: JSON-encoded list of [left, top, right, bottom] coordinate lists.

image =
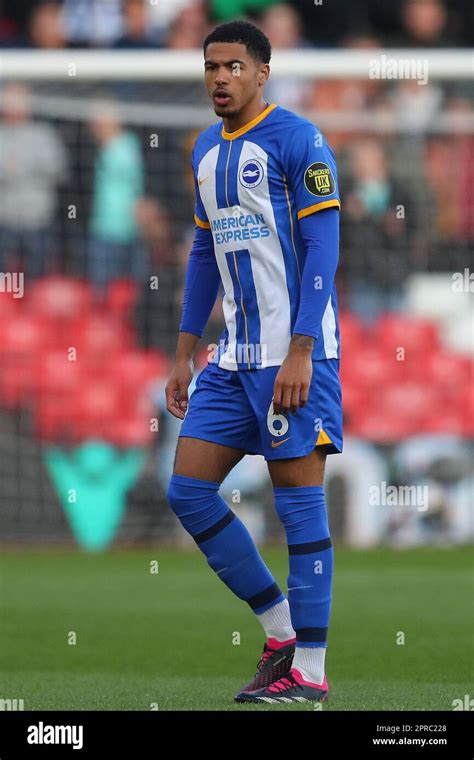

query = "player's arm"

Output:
[[292, 207, 339, 343], [273, 208, 339, 414], [165, 223, 221, 419], [273, 123, 340, 415]]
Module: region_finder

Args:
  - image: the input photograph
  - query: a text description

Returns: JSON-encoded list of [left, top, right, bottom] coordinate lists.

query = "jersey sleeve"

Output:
[[292, 207, 339, 341], [192, 144, 211, 230], [179, 225, 221, 338], [283, 122, 341, 221]]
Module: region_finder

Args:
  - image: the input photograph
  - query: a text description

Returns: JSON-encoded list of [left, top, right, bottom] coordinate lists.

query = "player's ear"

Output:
[[260, 63, 270, 84], [258, 64, 270, 86]]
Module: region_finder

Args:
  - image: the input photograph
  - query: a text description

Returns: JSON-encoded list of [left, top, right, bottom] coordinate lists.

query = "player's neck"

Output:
[[222, 99, 270, 134]]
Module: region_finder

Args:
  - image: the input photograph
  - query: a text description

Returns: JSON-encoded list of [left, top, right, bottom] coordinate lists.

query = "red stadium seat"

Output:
[[0, 291, 20, 318], [0, 315, 55, 406], [349, 380, 444, 442], [71, 382, 124, 440], [341, 382, 369, 418], [35, 394, 74, 441], [34, 351, 85, 396], [339, 311, 367, 352], [420, 410, 467, 436], [106, 279, 139, 315], [0, 311, 58, 405], [426, 352, 473, 393], [26, 277, 93, 320], [458, 386, 474, 436], [0, 314, 52, 356], [34, 352, 87, 440], [36, 369, 124, 442], [342, 346, 394, 390], [374, 315, 440, 356], [107, 350, 169, 390], [107, 413, 154, 447], [31, 346, 165, 442], [68, 315, 134, 358], [377, 382, 441, 423], [348, 409, 412, 442]]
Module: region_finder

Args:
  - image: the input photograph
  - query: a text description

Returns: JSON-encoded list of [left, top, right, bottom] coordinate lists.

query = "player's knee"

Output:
[[166, 473, 220, 519], [273, 485, 328, 530], [166, 473, 233, 542], [166, 476, 194, 517]]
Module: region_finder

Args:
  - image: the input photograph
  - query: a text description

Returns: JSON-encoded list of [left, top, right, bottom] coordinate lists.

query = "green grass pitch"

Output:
[[0, 546, 472, 711]]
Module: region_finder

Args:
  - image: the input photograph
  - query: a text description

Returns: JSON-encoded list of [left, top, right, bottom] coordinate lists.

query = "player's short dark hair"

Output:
[[203, 21, 271, 65]]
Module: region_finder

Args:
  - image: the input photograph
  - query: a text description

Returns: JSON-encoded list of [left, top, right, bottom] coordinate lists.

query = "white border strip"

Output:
[[0, 49, 473, 81], [27, 94, 474, 133]]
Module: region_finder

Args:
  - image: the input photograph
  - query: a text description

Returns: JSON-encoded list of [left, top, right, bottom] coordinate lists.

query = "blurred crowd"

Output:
[[0, 0, 472, 341], [0, 0, 472, 49], [1, 79, 472, 336], [0, 1, 472, 539]]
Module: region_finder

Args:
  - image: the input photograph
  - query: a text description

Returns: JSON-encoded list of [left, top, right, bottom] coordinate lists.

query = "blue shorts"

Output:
[[179, 359, 343, 460]]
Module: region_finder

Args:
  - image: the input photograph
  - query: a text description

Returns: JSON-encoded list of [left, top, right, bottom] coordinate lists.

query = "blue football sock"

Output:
[[167, 473, 285, 613], [273, 485, 333, 648]]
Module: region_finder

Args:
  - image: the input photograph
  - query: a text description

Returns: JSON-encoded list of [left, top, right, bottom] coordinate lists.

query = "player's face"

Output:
[[204, 42, 268, 118]]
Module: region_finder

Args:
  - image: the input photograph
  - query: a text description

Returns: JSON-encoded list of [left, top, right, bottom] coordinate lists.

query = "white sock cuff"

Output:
[[256, 598, 296, 642]]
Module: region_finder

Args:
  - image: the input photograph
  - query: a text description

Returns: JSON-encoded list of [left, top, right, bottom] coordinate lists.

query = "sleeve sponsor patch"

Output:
[[304, 162, 336, 197]]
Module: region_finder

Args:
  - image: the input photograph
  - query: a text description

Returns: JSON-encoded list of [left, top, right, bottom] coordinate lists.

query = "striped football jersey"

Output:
[[193, 102, 341, 370]]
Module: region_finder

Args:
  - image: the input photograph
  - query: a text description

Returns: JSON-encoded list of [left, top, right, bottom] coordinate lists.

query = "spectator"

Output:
[[28, 1, 67, 49], [396, 0, 455, 47], [288, 0, 369, 47], [134, 198, 180, 351], [259, 3, 311, 110], [62, 0, 123, 48], [147, 0, 199, 45], [260, 2, 305, 48], [340, 139, 418, 321], [0, 83, 67, 277], [424, 97, 474, 258], [88, 99, 146, 292], [390, 79, 443, 133], [166, 4, 208, 49], [307, 33, 384, 151], [209, 0, 278, 22], [135, 198, 174, 267], [113, 0, 158, 49]]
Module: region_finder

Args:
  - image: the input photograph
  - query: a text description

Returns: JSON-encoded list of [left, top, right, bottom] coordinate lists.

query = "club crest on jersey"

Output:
[[304, 162, 335, 197], [239, 159, 264, 188]]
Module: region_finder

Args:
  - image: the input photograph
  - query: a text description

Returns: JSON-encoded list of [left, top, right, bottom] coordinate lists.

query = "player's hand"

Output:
[[273, 349, 313, 415], [165, 359, 194, 419]]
